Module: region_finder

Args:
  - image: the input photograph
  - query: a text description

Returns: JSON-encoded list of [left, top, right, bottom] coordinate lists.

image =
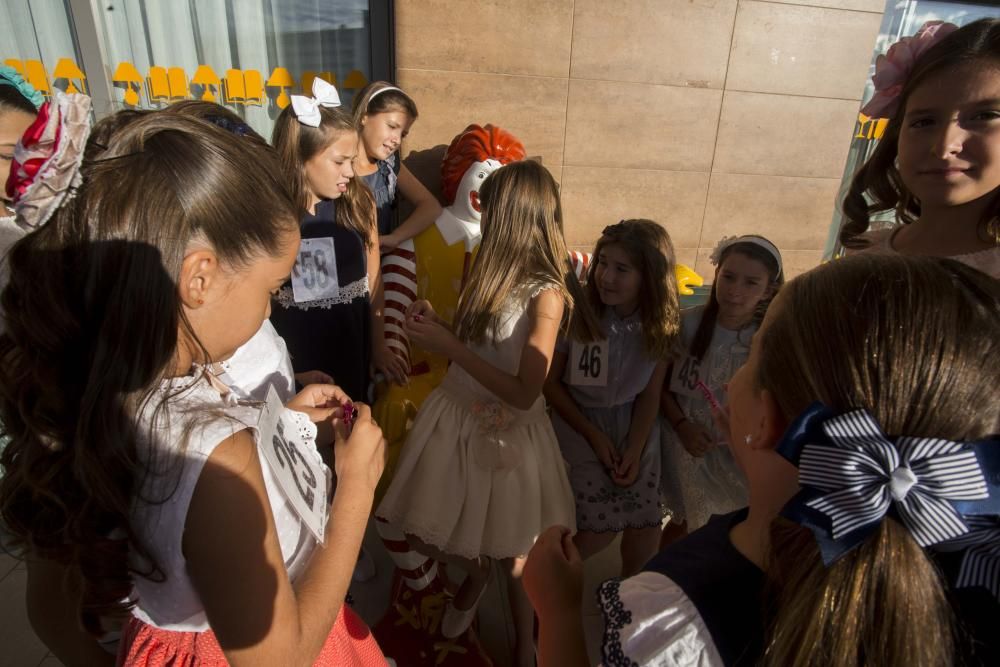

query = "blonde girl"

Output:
[[544, 219, 679, 576], [376, 160, 601, 666], [841, 18, 1000, 278], [271, 79, 408, 392], [351, 81, 441, 251]]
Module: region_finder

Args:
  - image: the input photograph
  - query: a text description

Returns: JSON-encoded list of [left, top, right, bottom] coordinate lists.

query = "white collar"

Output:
[[434, 206, 481, 252]]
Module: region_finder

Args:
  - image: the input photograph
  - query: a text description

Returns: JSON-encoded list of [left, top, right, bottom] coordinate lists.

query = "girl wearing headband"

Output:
[[660, 234, 783, 539], [841, 18, 1000, 278], [351, 81, 441, 251], [526, 254, 1000, 666]]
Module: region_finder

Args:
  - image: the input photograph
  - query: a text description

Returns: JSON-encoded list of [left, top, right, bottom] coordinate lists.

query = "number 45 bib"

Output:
[[570, 340, 609, 387], [292, 237, 340, 303]]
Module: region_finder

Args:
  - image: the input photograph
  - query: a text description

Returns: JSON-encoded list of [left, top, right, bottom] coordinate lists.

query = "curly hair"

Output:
[[840, 18, 1000, 249], [440, 124, 526, 206], [585, 219, 680, 359], [0, 111, 297, 633]]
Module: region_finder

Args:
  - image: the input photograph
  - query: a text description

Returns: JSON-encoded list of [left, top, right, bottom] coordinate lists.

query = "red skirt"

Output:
[[117, 606, 387, 666]]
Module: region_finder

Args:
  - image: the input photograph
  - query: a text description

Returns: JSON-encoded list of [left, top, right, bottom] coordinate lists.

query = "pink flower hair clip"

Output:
[[860, 20, 958, 120]]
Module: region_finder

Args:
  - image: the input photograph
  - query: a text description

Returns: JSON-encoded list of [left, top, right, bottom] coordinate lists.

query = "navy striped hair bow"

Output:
[[776, 403, 1000, 600]]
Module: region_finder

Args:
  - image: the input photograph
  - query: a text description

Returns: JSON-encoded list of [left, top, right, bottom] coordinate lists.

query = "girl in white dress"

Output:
[[376, 160, 601, 666]]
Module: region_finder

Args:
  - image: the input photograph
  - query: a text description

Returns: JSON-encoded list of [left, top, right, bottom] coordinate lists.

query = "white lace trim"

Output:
[[274, 276, 369, 310]]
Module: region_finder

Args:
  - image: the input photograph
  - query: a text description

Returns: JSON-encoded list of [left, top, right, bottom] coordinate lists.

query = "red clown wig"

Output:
[[440, 123, 526, 206]]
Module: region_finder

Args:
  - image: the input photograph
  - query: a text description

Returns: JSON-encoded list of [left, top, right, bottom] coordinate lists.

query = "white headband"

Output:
[[367, 85, 405, 107], [290, 78, 341, 127], [710, 235, 783, 278]]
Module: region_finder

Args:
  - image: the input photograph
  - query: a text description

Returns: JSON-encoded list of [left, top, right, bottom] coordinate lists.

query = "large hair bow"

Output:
[[6, 91, 92, 230], [776, 403, 999, 567], [290, 78, 341, 128]]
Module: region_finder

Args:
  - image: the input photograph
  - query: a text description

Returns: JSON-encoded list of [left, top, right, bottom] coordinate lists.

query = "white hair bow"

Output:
[[290, 78, 341, 127]]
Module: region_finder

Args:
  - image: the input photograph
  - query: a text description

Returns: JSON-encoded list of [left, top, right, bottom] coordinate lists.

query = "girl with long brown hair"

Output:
[[525, 254, 999, 666], [0, 100, 389, 665], [544, 219, 679, 577], [376, 160, 601, 666], [841, 18, 1000, 278], [270, 78, 408, 394], [351, 80, 441, 250]]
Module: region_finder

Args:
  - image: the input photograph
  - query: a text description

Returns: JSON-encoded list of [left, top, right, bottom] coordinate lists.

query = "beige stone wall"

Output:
[[394, 0, 884, 277]]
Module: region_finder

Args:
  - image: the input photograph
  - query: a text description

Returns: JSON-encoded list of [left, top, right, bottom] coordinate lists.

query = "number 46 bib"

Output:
[[292, 237, 340, 303], [570, 340, 609, 387]]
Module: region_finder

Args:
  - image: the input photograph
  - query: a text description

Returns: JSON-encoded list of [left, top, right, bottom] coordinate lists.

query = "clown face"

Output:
[[452, 158, 503, 223]]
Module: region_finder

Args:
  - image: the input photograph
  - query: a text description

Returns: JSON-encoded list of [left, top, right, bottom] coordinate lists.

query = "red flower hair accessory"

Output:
[[5, 91, 92, 230], [860, 20, 958, 120]]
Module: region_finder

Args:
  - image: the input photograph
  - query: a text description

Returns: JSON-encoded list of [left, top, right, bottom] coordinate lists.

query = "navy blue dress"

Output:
[[361, 153, 401, 236], [269, 198, 372, 401]]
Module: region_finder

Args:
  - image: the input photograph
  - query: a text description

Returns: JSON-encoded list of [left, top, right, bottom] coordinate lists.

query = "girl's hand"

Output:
[[379, 233, 401, 254], [372, 342, 410, 386], [524, 526, 583, 619], [612, 443, 643, 487], [404, 314, 458, 357], [587, 431, 620, 472], [332, 402, 386, 495], [287, 384, 348, 423], [294, 370, 334, 387], [405, 299, 439, 324], [678, 421, 715, 457]]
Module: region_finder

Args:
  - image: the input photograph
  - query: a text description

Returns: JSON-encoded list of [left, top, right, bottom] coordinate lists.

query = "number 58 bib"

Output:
[[292, 237, 340, 303]]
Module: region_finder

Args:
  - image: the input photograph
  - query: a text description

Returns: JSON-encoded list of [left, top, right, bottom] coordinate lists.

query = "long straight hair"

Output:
[[454, 160, 601, 344], [756, 255, 1000, 666], [271, 104, 375, 247]]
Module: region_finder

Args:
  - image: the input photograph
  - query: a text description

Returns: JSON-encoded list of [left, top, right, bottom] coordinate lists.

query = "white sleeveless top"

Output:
[[217, 320, 296, 402], [128, 373, 325, 631]]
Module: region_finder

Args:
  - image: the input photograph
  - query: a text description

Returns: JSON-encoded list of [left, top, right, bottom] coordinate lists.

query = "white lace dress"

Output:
[[376, 282, 575, 559]]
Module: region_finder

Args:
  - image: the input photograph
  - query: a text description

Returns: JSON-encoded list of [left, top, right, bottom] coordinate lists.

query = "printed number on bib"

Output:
[[292, 237, 340, 303], [257, 385, 331, 543], [570, 340, 608, 387], [669, 353, 705, 399]]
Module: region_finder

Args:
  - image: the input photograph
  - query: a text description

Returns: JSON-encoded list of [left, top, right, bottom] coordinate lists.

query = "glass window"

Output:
[[94, 0, 374, 137], [1, 0, 84, 98], [2, 1, 390, 139]]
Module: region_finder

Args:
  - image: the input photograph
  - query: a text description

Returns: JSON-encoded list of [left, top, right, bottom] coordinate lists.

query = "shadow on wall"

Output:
[[403, 144, 448, 212]]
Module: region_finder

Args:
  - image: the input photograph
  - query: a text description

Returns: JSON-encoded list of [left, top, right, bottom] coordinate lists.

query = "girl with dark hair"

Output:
[[660, 235, 783, 538], [544, 219, 679, 577], [0, 100, 388, 665], [841, 18, 1000, 277]]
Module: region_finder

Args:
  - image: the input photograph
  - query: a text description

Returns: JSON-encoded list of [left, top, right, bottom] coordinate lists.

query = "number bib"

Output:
[[291, 237, 339, 303], [669, 352, 705, 399], [256, 385, 331, 543], [569, 340, 609, 387]]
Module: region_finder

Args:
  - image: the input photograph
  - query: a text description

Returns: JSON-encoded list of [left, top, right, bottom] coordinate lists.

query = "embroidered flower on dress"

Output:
[[471, 400, 515, 434]]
